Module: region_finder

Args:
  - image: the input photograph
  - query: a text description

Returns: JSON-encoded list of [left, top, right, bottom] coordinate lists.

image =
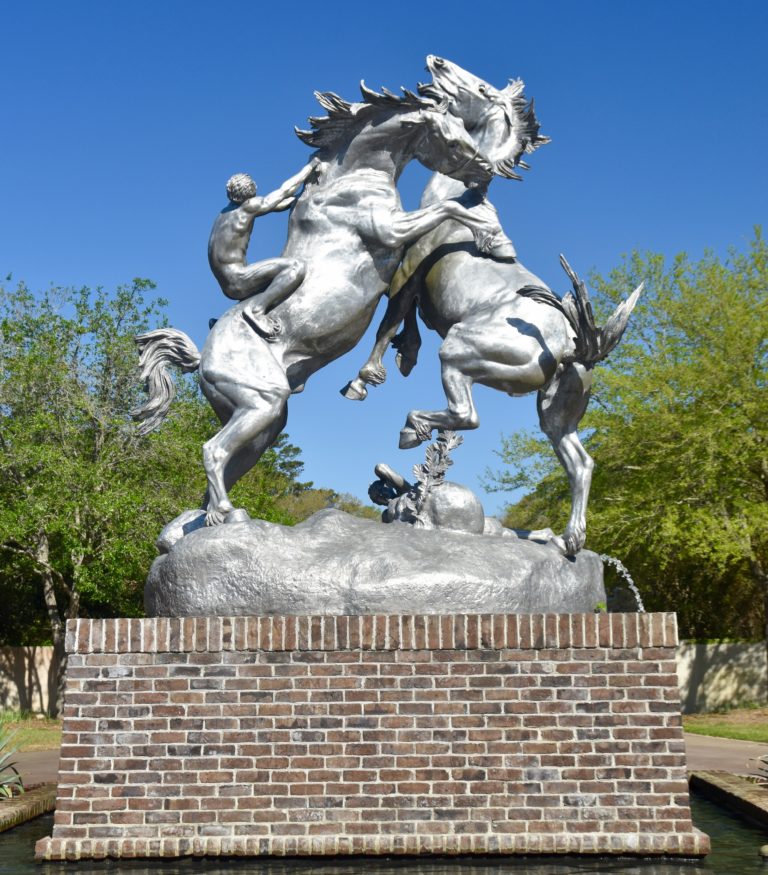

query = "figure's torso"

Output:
[[208, 207, 255, 274]]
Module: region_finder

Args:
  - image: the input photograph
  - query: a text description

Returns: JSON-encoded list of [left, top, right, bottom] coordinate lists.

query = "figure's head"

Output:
[[226, 173, 257, 204]]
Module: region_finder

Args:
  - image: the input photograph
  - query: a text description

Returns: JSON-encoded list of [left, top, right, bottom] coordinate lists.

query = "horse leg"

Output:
[[537, 361, 594, 556], [200, 357, 290, 525], [392, 301, 422, 377], [399, 327, 480, 448], [399, 314, 550, 448], [341, 285, 418, 400]]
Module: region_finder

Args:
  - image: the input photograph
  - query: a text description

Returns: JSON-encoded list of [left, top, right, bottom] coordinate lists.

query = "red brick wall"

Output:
[[36, 613, 709, 860]]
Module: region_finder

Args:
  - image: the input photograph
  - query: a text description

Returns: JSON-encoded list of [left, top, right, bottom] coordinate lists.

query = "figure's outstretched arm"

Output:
[[257, 159, 319, 214]]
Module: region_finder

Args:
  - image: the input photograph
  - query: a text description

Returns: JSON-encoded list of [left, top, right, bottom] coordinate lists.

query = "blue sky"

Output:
[[2, 2, 766, 515]]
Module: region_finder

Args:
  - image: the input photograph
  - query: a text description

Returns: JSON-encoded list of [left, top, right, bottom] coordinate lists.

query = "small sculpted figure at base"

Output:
[[207, 162, 317, 339]]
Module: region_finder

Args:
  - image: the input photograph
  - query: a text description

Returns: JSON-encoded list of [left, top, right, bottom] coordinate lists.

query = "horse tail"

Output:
[[558, 255, 642, 367], [131, 328, 201, 435]]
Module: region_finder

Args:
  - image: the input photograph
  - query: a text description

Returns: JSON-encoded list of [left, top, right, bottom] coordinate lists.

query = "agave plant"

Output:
[[0, 729, 23, 798]]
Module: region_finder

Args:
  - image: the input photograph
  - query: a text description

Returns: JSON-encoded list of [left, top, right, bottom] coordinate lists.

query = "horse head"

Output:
[[407, 103, 494, 188], [420, 56, 550, 179], [297, 81, 494, 189]]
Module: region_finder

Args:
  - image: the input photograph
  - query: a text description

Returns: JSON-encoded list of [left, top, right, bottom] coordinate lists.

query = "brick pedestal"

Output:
[[36, 613, 709, 860]]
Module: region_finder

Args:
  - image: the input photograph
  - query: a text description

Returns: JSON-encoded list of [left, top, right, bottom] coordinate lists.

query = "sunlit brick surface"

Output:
[[36, 613, 709, 860]]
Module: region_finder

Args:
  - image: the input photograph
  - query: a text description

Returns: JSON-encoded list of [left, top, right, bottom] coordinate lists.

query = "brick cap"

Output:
[[35, 829, 710, 861], [65, 612, 678, 655]]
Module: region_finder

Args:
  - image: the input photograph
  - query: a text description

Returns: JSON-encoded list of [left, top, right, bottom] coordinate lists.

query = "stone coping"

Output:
[[0, 783, 57, 833], [36, 829, 710, 860], [65, 612, 677, 655], [690, 770, 768, 830]]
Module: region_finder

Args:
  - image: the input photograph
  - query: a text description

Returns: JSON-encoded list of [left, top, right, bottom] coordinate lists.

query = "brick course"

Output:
[[36, 613, 709, 860]]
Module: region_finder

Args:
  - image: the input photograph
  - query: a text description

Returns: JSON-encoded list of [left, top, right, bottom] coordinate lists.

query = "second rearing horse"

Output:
[[343, 57, 642, 555]]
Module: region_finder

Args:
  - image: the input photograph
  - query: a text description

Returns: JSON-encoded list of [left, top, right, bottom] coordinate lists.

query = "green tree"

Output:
[[0, 279, 310, 711], [278, 488, 380, 523], [487, 231, 768, 641]]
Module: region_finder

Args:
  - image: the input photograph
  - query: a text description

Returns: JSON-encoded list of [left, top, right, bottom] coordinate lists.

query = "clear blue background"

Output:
[[2, 1, 766, 514]]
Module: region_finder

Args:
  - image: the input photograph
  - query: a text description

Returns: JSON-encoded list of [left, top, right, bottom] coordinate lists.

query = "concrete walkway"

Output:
[[684, 733, 768, 775], [14, 750, 60, 787], [13, 734, 768, 787]]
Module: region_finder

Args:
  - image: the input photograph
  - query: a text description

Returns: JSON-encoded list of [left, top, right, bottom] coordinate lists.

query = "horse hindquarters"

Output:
[[198, 332, 291, 525], [400, 309, 561, 447]]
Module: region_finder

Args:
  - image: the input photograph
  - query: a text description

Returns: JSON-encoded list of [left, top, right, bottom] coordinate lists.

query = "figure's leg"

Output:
[[200, 351, 291, 525], [230, 258, 305, 340], [341, 285, 419, 400], [536, 361, 594, 555]]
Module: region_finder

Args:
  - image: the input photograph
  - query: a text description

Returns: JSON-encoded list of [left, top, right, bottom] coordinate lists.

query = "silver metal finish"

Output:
[[145, 509, 606, 617], [370, 431, 486, 535], [343, 58, 642, 556], [208, 163, 318, 339], [133, 69, 510, 525]]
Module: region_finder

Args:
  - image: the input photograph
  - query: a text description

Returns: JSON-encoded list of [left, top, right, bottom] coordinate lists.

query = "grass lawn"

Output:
[[0, 712, 62, 752], [683, 706, 768, 744]]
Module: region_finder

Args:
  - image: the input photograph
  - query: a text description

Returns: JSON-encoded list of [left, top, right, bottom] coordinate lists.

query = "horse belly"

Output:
[[277, 250, 389, 364]]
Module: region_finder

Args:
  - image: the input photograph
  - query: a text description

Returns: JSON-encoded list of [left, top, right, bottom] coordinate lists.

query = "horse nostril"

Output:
[[434, 57, 445, 67]]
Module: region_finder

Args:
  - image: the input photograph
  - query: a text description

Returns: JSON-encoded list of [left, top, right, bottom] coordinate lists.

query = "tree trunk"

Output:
[[36, 533, 67, 717], [749, 554, 768, 691]]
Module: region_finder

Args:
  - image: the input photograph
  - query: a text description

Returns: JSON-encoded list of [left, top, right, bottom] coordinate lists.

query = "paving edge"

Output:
[[690, 770, 768, 831], [0, 784, 57, 833], [34, 830, 710, 860]]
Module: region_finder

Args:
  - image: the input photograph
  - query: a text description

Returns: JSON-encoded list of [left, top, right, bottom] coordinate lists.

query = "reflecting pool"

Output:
[[2, 797, 767, 875]]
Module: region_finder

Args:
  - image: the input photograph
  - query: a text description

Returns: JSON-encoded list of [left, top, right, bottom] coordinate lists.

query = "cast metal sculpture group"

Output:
[[133, 57, 641, 556]]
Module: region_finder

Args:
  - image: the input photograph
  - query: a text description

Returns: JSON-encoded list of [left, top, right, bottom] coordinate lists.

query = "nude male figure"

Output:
[[208, 161, 317, 338]]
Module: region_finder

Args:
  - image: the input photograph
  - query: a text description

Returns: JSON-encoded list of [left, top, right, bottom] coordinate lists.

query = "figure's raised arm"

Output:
[[257, 159, 319, 214]]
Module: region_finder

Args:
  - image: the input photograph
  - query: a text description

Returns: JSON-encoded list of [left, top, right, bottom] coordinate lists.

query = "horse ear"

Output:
[[502, 78, 526, 98]]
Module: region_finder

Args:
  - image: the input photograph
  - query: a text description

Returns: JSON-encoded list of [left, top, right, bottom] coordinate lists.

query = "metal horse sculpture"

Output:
[[132, 77, 503, 525], [343, 58, 642, 555]]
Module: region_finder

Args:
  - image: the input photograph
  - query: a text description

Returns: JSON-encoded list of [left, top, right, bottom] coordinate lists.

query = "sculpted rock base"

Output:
[[145, 509, 605, 617]]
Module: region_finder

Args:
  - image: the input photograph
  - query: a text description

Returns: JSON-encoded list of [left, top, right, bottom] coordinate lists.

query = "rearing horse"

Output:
[[343, 58, 642, 555], [133, 74, 506, 525]]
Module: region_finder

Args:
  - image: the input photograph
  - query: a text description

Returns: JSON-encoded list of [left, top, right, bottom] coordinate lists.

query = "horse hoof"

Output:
[[399, 427, 422, 449], [340, 379, 368, 401], [225, 508, 250, 524], [395, 352, 416, 377]]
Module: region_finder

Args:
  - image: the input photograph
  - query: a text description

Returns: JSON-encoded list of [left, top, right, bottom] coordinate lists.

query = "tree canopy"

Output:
[[488, 231, 768, 641], [0, 279, 313, 708]]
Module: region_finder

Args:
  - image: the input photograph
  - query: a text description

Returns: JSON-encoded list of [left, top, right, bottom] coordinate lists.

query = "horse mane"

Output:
[[295, 83, 437, 150], [493, 78, 551, 178]]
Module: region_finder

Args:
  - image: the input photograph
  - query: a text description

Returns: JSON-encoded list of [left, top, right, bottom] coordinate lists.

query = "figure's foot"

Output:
[[243, 308, 282, 341], [340, 378, 368, 400]]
